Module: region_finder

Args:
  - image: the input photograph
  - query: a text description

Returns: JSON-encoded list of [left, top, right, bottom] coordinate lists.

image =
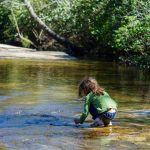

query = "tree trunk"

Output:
[[23, 0, 85, 56]]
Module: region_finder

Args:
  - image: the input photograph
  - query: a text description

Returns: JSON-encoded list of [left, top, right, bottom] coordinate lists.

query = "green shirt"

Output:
[[79, 91, 117, 124]]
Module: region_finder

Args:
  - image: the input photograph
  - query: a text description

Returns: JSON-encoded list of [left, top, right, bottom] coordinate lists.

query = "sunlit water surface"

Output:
[[0, 59, 149, 150]]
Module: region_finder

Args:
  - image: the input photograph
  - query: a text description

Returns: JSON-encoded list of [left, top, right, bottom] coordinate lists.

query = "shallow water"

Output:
[[0, 59, 149, 150]]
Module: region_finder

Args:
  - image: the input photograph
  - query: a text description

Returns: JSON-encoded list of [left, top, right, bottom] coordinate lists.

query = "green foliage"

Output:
[[0, 0, 149, 67], [113, 0, 149, 55], [0, 4, 14, 43], [0, 0, 37, 46]]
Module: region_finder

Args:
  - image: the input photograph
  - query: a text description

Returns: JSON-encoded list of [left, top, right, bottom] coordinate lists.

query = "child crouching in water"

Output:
[[74, 77, 117, 127]]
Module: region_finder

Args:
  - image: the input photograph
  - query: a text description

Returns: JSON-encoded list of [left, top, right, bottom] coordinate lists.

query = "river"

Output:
[[0, 59, 149, 150]]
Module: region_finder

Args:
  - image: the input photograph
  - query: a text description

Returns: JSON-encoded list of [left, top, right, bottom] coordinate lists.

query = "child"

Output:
[[74, 77, 117, 127]]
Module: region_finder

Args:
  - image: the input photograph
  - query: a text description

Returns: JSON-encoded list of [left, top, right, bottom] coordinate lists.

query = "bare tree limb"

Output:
[[23, 0, 85, 56]]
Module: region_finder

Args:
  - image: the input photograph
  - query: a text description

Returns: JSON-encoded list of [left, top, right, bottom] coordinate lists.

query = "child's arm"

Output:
[[74, 94, 91, 124]]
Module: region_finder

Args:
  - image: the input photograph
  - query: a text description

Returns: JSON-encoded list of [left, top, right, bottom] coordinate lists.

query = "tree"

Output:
[[23, 0, 85, 56]]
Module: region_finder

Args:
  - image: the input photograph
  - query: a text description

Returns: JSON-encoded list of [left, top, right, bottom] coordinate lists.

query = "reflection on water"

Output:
[[0, 59, 150, 150]]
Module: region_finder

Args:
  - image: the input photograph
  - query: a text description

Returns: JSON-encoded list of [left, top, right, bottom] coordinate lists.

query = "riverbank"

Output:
[[0, 44, 76, 60], [118, 55, 150, 69]]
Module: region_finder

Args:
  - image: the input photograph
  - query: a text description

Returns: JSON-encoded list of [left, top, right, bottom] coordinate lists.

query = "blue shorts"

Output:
[[89, 103, 116, 120], [101, 111, 116, 120]]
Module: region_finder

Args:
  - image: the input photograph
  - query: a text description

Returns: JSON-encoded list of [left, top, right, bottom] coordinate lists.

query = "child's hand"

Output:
[[74, 118, 80, 124]]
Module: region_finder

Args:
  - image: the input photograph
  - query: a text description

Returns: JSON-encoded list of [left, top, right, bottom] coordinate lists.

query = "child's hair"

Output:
[[78, 77, 104, 97]]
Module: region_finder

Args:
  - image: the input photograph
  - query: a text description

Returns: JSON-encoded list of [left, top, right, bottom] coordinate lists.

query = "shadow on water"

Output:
[[1, 110, 149, 128], [0, 114, 89, 128]]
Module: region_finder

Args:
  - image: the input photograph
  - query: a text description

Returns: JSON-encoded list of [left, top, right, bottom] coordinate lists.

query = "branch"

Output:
[[11, 8, 36, 47], [23, 0, 85, 56]]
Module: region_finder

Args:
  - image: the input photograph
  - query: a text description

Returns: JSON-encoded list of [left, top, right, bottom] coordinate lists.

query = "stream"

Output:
[[0, 59, 149, 150]]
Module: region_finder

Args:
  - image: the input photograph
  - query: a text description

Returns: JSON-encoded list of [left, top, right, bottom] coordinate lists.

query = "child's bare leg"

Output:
[[109, 121, 112, 126], [90, 118, 103, 127], [103, 119, 112, 127]]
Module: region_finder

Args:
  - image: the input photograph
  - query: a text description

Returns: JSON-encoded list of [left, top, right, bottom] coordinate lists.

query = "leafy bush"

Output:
[[113, 0, 149, 55], [0, 5, 15, 43]]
